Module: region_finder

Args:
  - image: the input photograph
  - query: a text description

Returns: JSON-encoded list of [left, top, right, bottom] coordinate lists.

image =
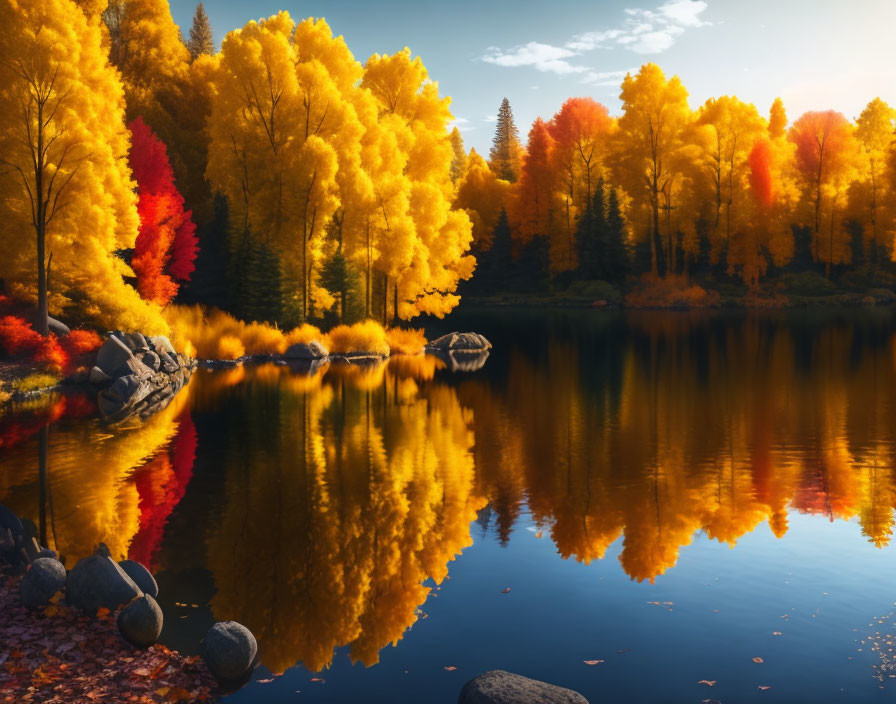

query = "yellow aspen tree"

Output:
[[449, 127, 467, 183], [453, 149, 511, 250], [692, 96, 765, 267], [0, 0, 164, 334], [362, 49, 474, 319], [614, 63, 691, 275], [852, 98, 896, 266]]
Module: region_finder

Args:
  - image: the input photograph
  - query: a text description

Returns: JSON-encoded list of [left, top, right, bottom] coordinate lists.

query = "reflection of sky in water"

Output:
[[4, 308, 896, 702]]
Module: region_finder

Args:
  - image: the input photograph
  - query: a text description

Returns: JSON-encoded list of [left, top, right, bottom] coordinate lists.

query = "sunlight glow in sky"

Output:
[[171, 0, 896, 153]]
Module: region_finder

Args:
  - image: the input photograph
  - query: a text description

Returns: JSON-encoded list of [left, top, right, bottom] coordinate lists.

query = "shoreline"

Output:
[[0, 571, 218, 703]]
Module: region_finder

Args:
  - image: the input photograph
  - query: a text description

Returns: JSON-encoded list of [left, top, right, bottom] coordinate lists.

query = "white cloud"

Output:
[[581, 68, 637, 86], [449, 117, 475, 132], [481, 42, 591, 76], [484, 114, 498, 122], [479, 0, 709, 78]]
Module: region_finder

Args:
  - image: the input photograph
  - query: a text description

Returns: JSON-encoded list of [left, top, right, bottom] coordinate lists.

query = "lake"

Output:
[[4, 307, 896, 702]]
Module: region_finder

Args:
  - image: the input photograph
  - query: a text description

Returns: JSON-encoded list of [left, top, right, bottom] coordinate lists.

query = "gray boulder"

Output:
[[427, 332, 492, 353], [96, 336, 135, 376], [66, 546, 142, 614], [285, 340, 329, 360], [20, 557, 67, 609], [201, 621, 258, 682], [458, 671, 589, 704], [117, 595, 163, 648], [118, 560, 158, 599], [88, 366, 113, 385], [149, 336, 177, 357]]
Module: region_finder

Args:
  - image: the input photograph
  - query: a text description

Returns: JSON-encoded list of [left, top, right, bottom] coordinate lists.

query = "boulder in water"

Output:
[[117, 595, 163, 648], [66, 545, 142, 614], [200, 621, 258, 682], [118, 560, 158, 599], [427, 332, 491, 352], [20, 557, 67, 609], [285, 340, 329, 360], [458, 670, 589, 704], [95, 335, 135, 377]]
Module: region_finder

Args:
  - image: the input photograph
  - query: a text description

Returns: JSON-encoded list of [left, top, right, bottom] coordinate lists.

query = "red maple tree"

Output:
[[128, 117, 198, 305]]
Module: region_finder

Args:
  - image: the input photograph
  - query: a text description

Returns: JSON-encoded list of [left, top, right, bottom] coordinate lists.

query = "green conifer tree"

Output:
[[489, 98, 523, 182], [186, 2, 214, 60]]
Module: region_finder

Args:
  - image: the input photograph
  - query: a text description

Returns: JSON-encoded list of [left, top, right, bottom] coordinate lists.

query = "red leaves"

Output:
[[748, 138, 774, 209], [0, 316, 101, 374], [128, 117, 198, 306], [0, 574, 217, 703]]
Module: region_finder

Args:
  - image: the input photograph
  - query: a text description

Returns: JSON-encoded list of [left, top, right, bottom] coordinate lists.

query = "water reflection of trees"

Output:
[[200, 360, 483, 674], [464, 310, 896, 583], [6, 311, 896, 672]]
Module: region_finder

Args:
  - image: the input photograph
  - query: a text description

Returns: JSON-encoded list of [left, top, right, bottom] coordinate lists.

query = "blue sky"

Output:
[[170, 0, 896, 154]]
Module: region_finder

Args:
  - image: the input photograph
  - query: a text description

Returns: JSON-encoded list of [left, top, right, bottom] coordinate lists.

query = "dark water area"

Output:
[[5, 307, 896, 702]]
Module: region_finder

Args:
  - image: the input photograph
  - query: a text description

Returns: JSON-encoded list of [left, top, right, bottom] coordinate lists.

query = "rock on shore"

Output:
[[426, 332, 492, 353], [91, 332, 195, 422]]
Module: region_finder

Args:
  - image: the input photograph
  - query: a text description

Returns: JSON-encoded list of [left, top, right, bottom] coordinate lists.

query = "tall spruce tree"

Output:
[[604, 187, 630, 283], [576, 177, 608, 280], [449, 127, 467, 183], [186, 2, 214, 60], [489, 98, 523, 182], [319, 247, 362, 323]]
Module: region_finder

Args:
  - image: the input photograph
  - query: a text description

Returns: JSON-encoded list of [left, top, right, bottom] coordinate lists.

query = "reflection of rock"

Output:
[[431, 349, 490, 373], [20, 557, 67, 609], [459, 670, 589, 704], [117, 595, 163, 648], [285, 340, 329, 360], [94, 332, 196, 423], [285, 357, 329, 376], [201, 621, 257, 682], [426, 332, 491, 352], [66, 545, 143, 614]]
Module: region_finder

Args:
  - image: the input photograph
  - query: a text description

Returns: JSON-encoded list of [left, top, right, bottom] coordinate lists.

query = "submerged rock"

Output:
[[117, 595, 163, 648], [118, 560, 158, 599], [20, 557, 67, 609], [285, 340, 329, 360], [427, 332, 492, 352], [66, 546, 142, 614], [200, 621, 257, 682], [458, 670, 589, 704]]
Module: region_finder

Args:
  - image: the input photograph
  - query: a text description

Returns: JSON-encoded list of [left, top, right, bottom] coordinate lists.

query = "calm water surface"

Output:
[[4, 308, 896, 702]]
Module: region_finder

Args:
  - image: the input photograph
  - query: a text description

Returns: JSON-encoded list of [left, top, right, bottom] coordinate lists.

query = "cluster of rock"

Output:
[[87, 332, 196, 422], [1, 504, 257, 686]]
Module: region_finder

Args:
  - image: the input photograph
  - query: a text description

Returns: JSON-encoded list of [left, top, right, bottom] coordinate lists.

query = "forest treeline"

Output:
[[461, 74, 896, 305], [3, 0, 896, 344]]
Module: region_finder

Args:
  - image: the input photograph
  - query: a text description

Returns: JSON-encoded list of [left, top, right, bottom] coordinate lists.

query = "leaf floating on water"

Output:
[[583, 660, 605, 665], [697, 680, 717, 687], [617, 648, 631, 654], [701, 700, 721, 704], [444, 666, 458, 671], [772, 632, 782, 636], [501, 587, 511, 594], [310, 677, 326, 683], [753, 657, 764, 663], [758, 685, 772, 691], [258, 678, 275, 683]]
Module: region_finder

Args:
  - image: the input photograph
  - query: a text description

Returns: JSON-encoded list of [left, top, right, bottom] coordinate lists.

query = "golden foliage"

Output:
[[326, 320, 390, 356], [385, 327, 427, 356]]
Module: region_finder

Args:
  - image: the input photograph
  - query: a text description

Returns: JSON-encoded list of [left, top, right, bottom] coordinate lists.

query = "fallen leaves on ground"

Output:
[[0, 575, 217, 703]]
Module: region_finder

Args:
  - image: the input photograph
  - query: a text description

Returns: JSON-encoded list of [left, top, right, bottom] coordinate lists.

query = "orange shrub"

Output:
[[625, 274, 721, 309], [217, 335, 246, 360], [386, 327, 427, 355], [284, 324, 324, 348], [325, 320, 390, 356]]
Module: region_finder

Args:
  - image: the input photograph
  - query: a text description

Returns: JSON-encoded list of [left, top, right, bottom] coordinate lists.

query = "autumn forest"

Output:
[[2, 0, 896, 350]]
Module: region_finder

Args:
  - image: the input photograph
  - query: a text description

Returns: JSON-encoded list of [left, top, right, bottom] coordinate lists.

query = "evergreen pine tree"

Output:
[[576, 178, 608, 280], [488, 98, 523, 182], [604, 187, 630, 284], [319, 247, 363, 323], [186, 2, 214, 60], [512, 235, 550, 293], [178, 193, 230, 309], [449, 127, 467, 183]]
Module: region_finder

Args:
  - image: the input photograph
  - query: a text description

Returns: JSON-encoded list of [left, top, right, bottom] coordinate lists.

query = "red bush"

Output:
[[0, 316, 102, 374]]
